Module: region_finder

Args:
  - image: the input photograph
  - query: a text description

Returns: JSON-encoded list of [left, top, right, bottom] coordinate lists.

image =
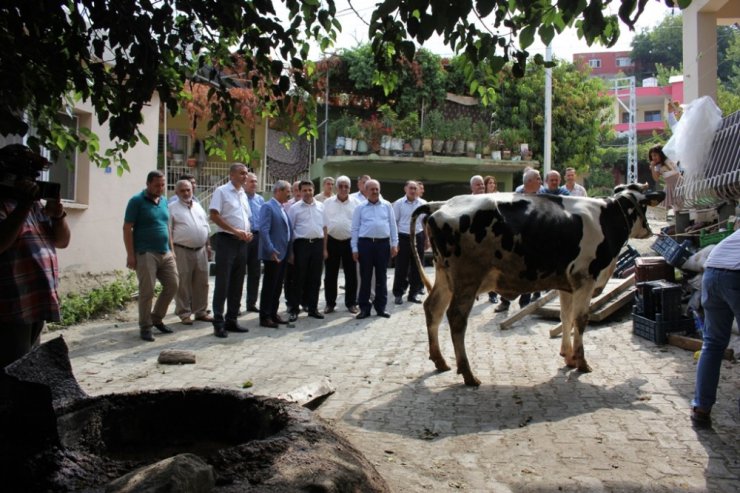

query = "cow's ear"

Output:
[[613, 184, 626, 195], [641, 191, 666, 207]]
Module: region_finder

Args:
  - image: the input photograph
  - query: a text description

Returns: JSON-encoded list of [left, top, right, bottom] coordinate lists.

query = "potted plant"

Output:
[[361, 115, 384, 154], [498, 128, 523, 160], [379, 104, 399, 154], [397, 112, 421, 153], [355, 118, 369, 154], [442, 120, 455, 155], [344, 118, 359, 154], [454, 116, 471, 155], [471, 122, 490, 159], [329, 113, 351, 155], [425, 109, 445, 154]]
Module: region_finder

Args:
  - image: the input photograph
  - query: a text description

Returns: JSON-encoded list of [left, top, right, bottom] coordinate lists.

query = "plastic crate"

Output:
[[634, 256, 675, 283], [635, 280, 682, 321], [632, 312, 694, 344], [699, 220, 734, 247], [651, 235, 692, 267]]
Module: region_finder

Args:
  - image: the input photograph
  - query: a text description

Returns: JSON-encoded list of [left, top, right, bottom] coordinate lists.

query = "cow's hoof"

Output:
[[431, 359, 451, 372], [576, 362, 592, 373], [563, 355, 578, 368], [463, 375, 481, 387]]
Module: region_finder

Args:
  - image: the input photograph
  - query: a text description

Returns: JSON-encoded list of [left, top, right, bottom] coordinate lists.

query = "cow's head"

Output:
[[612, 183, 666, 239]]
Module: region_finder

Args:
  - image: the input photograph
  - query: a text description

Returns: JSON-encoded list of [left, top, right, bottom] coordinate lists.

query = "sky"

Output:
[[302, 0, 680, 61]]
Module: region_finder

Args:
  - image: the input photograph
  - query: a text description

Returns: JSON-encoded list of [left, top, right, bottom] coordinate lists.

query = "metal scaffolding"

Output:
[[613, 77, 637, 183]]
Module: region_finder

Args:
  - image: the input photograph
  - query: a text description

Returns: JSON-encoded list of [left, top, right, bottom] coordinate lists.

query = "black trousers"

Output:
[[245, 231, 261, 308], [392, 232, 424, 298], [260, 259, 286, 321], [324, 236, 357, 308], [212, 232, 248, 324], [0, 321, 44, 368], [290, 238, 324, 314], [358, 237, 390, 313]]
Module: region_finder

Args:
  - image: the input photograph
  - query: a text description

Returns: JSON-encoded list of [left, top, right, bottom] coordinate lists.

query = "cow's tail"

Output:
[[410, 201, 443, 293]]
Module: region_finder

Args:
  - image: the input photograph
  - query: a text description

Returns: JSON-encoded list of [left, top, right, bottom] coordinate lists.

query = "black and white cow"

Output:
[[410, 184, 665, 386]]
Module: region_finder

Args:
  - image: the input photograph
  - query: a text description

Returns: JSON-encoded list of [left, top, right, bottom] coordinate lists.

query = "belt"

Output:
[[174, 243, 203, 251], [295, 237, 322, 243], [328, 235, 351, 242], [398, 232, 423, 237], [359, 237, 389, 242]]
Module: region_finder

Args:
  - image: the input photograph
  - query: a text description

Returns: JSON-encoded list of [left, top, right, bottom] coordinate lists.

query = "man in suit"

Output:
[[244, 172, 265, 313], [258, 180, 292, 328]]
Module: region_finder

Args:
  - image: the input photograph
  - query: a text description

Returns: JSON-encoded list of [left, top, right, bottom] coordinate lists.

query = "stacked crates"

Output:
[[632, 280, 693, 344]]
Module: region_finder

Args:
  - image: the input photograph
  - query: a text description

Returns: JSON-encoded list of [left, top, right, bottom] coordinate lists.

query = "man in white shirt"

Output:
[[564, 167, 588, 197], [169, 180, 212, 325], [287, 180, 326, 321], [322, 175, 360, 314], [392, 180, 427, 305], [209, 163, 253, 337], [349, 174, 371, 204], [315, 176, 335, 203]]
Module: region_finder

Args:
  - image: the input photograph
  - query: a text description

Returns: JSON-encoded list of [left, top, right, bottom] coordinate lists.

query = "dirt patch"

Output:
[[58, 270, 127, 297]]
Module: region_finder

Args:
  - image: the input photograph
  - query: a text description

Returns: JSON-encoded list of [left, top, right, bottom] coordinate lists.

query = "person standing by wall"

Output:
[[351, 179, 398, 319], [258, 180, 292, 329], [323, 175, 360, 314], [0, 145, 71, 366], [209, 163, 253, 338], [244, 172, 264, 314], [169, 179, 212, 325], [564, 168, 587, 197], [392, 180, 426, 305], [315, 176, 335, 203], [123, 170, 179, 341]]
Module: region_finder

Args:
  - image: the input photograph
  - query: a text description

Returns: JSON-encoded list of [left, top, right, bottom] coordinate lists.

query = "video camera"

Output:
[[0, 144, 60, 200]]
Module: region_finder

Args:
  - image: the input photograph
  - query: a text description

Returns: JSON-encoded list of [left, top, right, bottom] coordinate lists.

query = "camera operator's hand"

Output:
[[14, 178, 39, 206], [44, 198, 65, 219], [126, 254, 137, 270]]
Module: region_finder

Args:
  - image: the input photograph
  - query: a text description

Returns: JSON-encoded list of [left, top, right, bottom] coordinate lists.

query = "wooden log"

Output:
[[277, 378, 336, 409], [499, 290, 558, 330], [666, 334, 735, 361], [157, 349, 196, 365]]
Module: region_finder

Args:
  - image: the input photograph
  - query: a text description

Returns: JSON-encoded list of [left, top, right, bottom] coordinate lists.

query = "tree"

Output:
[[494, 61, 614, 172], [0, 0, 688, 170]]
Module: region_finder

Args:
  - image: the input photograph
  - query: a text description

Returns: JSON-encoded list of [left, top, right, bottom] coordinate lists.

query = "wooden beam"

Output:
[[667, 334, 735, 361], [499, 290, 558, 330]]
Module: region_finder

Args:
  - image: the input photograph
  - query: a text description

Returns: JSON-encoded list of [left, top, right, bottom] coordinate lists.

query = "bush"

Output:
[[51, 272, 139, 329]]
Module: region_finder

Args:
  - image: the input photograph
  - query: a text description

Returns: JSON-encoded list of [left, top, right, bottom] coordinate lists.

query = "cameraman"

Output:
[[0, 144, 70, 368]]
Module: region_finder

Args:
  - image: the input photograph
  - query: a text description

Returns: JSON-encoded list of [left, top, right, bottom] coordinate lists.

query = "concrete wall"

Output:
[[57, 96, 160, 275]]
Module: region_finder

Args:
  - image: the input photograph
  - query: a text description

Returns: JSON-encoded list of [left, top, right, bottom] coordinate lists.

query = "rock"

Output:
[[158, 349, 196, 365], [106, 453, 215, 493]]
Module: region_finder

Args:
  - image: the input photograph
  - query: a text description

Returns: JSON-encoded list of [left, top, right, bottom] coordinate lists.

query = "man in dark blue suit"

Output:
[[258, 180, 292, 328]]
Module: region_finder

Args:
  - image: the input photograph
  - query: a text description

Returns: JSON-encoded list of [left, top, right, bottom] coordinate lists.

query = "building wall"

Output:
[[57, 96, 160, 275], [573, 51, 634, 79]]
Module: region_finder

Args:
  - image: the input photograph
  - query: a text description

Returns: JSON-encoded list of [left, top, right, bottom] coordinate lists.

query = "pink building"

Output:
[[610, 78, 684, 136], [573, 51, 634, 79]]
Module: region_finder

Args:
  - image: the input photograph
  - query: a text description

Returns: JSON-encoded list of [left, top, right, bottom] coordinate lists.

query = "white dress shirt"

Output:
[[209, 182, 251, 233], [169, 199, 210, 248], [287, 199, 325, 239], [393, 196, 427, 234], [323, 195, 359, 240], [351, 199, 399, 252]]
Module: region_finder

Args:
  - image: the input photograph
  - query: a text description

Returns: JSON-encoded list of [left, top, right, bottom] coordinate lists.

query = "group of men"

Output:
[[123, 166, 430, 341]]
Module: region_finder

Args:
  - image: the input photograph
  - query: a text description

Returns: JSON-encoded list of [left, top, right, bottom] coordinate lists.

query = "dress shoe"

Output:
[[225, 322, 249, 333], [394, 296, 403, 305], [260, 318, 278, 328], [488, 293, 498, 304], [531, 292, 541, 302], [308, 311, 325, 319], [140, 329, 155, 342], [691, 407, 712, 429], [213, 328, 228, 338], [323, 305, 336, 314], [494, 300, 510, 313], [356, 311, 371, 320], [348, 305, 360, 314], [288, 312, 299, 322], [273, 315, 288, 324], [195, 314, 214, 322], [247, 305, 260, 313], [180, 316, 193, 325], [153, 322, 173, 334], [376, 311, 391, 318], [407, 295, 422, 304]]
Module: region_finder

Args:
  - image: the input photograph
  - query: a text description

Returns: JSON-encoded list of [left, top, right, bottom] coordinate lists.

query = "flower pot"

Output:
[[491, 150, 502, 160], [465, 140, 476, 156], [403, 142, 413, 152], [380, 135, 392, 150], [356, 139, 368, 154], [454, 139, 466, 155], [443, 140, 455, 154], [411, 138, 422, 153], [344, 137, 357, 153], [432, 139, 445, 154], [187, 157, 197, 168], [502, 149, 511, 159], [422, 138, 433, 153], [335, 136, 346, 150], [390, 137, 404, 152]]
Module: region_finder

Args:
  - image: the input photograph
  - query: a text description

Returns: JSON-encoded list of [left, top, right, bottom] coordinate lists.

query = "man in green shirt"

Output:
[[123, 170, 179, 341]]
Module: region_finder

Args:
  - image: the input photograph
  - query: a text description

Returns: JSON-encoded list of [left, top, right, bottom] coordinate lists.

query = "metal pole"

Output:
[[324, 63, 329, 158], [544, 44, 552, 174]]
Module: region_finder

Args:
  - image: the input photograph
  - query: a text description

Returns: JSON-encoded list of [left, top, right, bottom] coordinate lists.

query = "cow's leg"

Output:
[[446, 288, 480, 386], [558, 291, 576, 367], [423, 271, 452, 373], [570, 286, 594, 372]]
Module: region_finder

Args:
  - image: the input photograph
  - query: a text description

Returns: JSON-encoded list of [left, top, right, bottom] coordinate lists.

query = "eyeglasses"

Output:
[[337, 184, 350, 189]]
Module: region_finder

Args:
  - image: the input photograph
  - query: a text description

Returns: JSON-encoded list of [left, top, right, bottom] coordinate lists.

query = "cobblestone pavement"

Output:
[[44, 267, 740, 492]]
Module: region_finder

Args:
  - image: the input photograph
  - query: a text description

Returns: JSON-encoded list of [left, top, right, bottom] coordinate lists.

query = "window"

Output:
[[616, 57, 632, 67], [621, 112, 630, 124], [644, 110, 662, 122], [45, 113, 78, 201], [588, 59, 601, 68]]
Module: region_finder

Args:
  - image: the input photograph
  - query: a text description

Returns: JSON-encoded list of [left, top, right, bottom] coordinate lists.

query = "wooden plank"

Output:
[[499, 290, 558, 330], [589, 288, 636, 322], [538, 275, 636, 321], [667, 334, 735, 361]]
